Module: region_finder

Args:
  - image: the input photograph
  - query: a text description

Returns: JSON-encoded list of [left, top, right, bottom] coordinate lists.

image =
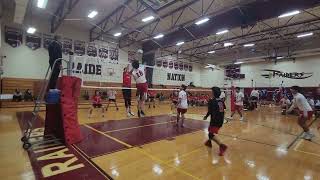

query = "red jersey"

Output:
[[148, 90, 157, 97], [123, 72, 131, 87], [92, 95, 102, 104]]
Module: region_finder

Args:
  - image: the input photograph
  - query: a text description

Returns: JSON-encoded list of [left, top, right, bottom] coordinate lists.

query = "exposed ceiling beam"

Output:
[[51, 0, 80, 33], [14, 0, 29, 24]]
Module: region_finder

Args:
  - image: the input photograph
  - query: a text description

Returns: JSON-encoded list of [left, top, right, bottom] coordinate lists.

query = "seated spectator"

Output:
[[24, 89, 33, 101], [307, 97, 315, 110], [13, 89, 23, 102], [315, 99, 320, 109]]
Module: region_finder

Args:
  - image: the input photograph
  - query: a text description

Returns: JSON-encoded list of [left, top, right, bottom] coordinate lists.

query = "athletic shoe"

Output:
[[240, 117, 244, 121], [204, 140, 212, 148], [127, 113, 131, 117], [303, 132, 315, 140], [227, 116, 233, 120], [141, 111, 146, 116], [138, 111, 141, 118], [116, 108, 119, 111], [219, 144, 228, 156], [153, 105, 156, 108], [129, 112, 135, 116]]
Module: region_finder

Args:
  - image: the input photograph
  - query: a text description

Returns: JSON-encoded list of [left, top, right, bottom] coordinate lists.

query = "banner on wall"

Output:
[[174, 61, 179, 70], [167, 73, 186, 81], [261, 69, 313, 79], [109, 47, 119, 62], [26, 33, 41, 50], [98, 46, 108, 59], [43, 34, 54, 49], [163, 60, 168, 68], [169, 61, 173, 69], [87, 43, 97, 57], [5, 26, 23, 48], [188, 64, 193, 72], [62, 38, 72, 55], [156, 59, 162, 67], [74, 40, 85, 56], [179, 62, 183, 71], [184, 63, 189, 71]]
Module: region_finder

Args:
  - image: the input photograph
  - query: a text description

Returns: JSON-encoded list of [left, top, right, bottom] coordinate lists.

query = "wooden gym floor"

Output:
[[1, 103, 320, 180]]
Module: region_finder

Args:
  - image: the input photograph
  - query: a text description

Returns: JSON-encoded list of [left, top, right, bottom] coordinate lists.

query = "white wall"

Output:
[[233, 55, 320, 87]]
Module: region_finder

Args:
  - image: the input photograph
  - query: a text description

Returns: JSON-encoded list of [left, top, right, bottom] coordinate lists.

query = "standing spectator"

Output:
[[48, 35, 62, 90]]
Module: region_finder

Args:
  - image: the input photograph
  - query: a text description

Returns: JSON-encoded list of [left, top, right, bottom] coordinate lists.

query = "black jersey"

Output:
[[205, 98, 225, 127]]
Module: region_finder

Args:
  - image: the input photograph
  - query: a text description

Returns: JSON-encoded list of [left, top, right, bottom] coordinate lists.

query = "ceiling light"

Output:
[[27, 27, 36, 34], [224, 42, 233, 47], [142, 16, 155, 22], [37, 0, 48, 9], [216, 29, 229, 35], [278, 10, 300, 18], [88, 10, 98, 18], [234, 61, 243, 65], [297, 32, 313, 38], [154, 34, 164, 39], [195, 17, 210, 25], [208, 50, 215, 54], [114, 32, 122, 37], [244, 43, 255, 47], [276, 56, 284, 60], [176, 41, 185, 46]]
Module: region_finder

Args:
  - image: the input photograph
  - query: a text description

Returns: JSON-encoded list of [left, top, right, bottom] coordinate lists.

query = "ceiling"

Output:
[[10, 0, 320, 64]]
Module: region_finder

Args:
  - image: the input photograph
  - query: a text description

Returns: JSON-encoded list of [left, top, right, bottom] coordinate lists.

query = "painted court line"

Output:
[[293, 139, 320, 158], [83, 124, 202, 180], [72, 144, 114, 180], [103, 120, 176, 133]]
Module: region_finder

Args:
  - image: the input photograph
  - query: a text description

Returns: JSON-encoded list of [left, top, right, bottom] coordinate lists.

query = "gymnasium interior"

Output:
[[1, 0, 320, 179]]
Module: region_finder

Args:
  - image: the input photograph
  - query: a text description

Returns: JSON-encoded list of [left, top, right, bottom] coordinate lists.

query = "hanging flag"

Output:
[[184, 63, 189, 71], [87, 43, 97, 57], [163, 60, 168, 68], [74, 40, 86, 56], [109, 47, 119, 62], [174, 61, 179, 70], [156, 59, 162, 67], [179, 61, 184, 71], [188, 64, 193, 72], [62, 38, 73, 55], [98, 46, 108, 59], [5, 26, 23, 48], [169, 61, 173, 69], [26, 33, 41, 50]]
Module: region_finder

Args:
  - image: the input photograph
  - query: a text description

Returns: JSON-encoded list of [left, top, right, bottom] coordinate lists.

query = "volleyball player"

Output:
[[129, 60, 148, 118], [106, 89, 119, 111], [88, 90, 105, 118], [147, 84, 156, 108], [230, 87, 244, 121], [287, 86, 315, 140], [177, 84, 188, 127], [170, 89, 179, 112], [203, 87, 228, 156], [122, 67, 134, 117]]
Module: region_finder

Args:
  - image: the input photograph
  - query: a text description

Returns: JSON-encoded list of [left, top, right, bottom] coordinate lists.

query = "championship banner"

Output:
[[98, 46, 108, 59], [179, 62, 184, 71], [5, 26, 23, 48], [163, 60, 168, 68], [184, 63, 189, 71], [174, 61, 179, 70], [188, 64, 193, 72], [109, 47, 119, 62], [169, 61, 173, 69], [87, 43, 97, 57], [128, 51, 136, 62], [26, 33, 41, 50], [62, 38, 73, 55], [74, 40, 85, 56], [43, 34, 54, 49], [156, 59, 162, 67]]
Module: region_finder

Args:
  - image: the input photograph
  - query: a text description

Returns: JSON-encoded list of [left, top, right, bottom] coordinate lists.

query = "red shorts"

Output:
[[233, 105, 243, 112], [136, 83, 148, 97], [299, 111, 313, 120], [177, 108, 187, 114], [208, 126, 220, 134]]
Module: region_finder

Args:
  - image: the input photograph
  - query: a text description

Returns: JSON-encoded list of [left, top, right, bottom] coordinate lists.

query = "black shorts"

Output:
[[149, 97, 155, 101], [251, 96, 258, 101], [93, 104, 102, 108], [109, 99, 116, 102], [122, 89, 131, 99]]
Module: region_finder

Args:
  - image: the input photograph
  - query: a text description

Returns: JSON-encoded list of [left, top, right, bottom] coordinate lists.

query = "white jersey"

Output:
[[220, 92, 226, 99], [250, 90, 259, 98], [235, 92, 244, 106], [107, 90, 117, 99], [308, 99, 315, 108], [178, 90, 188, 109], [280, 98, 291, 106], [289, 93, 312, 112], [132, 65, 147, 84]]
